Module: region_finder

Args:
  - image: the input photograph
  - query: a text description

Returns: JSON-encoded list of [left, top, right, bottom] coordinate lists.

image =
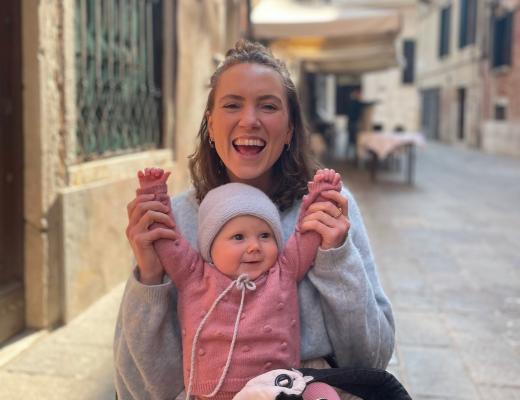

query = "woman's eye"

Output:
[[223, 103, 240, 110], [232, 234, 244, 240], [261, 103, 277, 111]]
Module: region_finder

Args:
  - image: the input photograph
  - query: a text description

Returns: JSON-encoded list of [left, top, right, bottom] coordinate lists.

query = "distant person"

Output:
[[346, 89, 364, 163]]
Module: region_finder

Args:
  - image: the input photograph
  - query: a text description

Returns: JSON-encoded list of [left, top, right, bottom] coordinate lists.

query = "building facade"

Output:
[[481, 0, 520, 156], [416, 0, 520, 157], [362, 0, 420, 133], [0, 0, 245, 344]]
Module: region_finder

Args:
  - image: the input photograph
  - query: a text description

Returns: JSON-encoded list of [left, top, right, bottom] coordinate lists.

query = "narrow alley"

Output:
[[0, 142, 519, 399]]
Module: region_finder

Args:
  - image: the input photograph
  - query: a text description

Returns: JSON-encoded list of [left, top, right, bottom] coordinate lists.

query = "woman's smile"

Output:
[[232, 136, 266, 156]]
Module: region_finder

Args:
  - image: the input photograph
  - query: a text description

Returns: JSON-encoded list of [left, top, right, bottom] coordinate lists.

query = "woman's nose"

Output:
[[238, 105, 260, 129]]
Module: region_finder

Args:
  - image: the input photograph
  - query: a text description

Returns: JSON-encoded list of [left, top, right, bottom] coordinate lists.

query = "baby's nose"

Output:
[[247, 239, 260, 252]]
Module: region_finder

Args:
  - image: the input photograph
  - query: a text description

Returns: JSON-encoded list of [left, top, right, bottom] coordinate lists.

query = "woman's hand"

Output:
[[125, 193, 177, 284], [300, 187, 350, 250]]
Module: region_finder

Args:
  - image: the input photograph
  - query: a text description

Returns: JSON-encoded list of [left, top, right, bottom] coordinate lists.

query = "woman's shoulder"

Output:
[[171, 188, 199, 246]]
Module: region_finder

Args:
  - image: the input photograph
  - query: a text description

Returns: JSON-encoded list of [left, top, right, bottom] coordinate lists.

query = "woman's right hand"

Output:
[[125, 193, 178, 285]]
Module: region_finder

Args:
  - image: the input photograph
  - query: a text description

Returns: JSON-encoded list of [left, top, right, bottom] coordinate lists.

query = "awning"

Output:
[[252, 0, 402, 74]]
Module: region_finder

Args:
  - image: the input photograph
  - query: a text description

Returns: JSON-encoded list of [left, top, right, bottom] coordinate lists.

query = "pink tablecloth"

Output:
[[357, 132, 425, 160]]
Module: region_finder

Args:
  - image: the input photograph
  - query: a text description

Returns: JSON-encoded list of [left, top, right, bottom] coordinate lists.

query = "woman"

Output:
[[114, 40, 395, 400]]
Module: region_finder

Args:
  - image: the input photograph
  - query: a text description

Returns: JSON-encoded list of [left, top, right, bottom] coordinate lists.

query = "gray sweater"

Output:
[[113, 187, 395, 400]]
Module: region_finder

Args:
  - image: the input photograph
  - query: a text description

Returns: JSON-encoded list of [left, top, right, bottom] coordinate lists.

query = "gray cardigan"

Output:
[[113, 187, 395, 400]]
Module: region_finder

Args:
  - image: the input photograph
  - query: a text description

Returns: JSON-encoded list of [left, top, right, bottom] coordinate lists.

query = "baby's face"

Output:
[[210, 215, 278, 280]]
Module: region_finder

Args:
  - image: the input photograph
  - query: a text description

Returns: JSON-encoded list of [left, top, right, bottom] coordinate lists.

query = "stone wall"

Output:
[[482, 121, 520, 157], [22, 0, 242, 327]]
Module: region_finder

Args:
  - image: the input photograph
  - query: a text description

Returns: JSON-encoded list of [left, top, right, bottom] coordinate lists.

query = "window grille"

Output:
[[75, 0, 163, 160]]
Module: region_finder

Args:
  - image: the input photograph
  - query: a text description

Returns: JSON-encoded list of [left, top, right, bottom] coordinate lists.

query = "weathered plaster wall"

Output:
[[362, 5, 420, 133], [61, 151, 174, 321], [416, 0, 484, 146], [23, 0, 67, 328], [22, 0, 242, 326]]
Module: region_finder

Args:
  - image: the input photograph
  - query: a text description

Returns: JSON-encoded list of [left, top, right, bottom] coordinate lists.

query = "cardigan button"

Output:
[[242, 345, 251, 353], [276, 302, 284, 310], [264, 361, 272, 370], [280, 342, 288, 351], [198, 349, 205, 356], [263, 325, 272, 333]]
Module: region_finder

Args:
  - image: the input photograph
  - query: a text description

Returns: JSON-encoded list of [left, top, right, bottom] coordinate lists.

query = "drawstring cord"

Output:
[[186, 274, 256, 399]]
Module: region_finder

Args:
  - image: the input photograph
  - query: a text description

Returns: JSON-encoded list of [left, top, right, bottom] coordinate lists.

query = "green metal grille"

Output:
[[75, 0, 163, 160]]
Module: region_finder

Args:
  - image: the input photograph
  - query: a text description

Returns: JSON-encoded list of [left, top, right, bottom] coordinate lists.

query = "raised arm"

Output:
[[115, 168, 190, 399], [282, 169, 342, 281], [305, 188, 395, 369], [136, 168, 201, 284]]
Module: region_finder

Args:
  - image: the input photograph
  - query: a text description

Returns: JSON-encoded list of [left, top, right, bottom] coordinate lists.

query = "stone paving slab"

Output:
[[394, 311, 452, 347], [0, 371, 114, 400], [400, 346, 480, 399]]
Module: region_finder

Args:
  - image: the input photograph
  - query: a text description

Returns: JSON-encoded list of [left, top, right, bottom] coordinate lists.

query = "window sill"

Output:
[[68, 149, 174, 187]]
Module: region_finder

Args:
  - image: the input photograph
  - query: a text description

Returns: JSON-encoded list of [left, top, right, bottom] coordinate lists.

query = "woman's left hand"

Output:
[[300, 189, 350, 250]]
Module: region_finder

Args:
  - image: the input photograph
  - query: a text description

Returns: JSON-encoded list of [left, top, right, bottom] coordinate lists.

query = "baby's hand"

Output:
[[137, 167, 170, 190], [307, 168, 341, 194]]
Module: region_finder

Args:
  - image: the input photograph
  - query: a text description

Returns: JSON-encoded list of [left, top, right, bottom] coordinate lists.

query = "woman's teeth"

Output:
[[233, 138, 266, 154], [233, 138, 265, 147]]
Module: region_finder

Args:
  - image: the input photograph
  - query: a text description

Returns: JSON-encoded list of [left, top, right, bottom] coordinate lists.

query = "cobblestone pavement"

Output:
[[329, 142, 520, 400], [0, 142, 519, 399]]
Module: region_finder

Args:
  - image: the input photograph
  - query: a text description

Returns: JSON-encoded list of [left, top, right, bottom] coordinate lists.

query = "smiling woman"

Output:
[[190, 41, 315, 211], [115, 40, 395, 400]]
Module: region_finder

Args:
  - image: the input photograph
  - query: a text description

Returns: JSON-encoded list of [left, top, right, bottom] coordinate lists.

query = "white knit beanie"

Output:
[[198, 183, 284, 263]]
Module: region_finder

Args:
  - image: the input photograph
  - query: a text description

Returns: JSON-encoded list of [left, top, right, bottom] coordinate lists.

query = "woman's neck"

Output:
[[227, 170, 273, 195]]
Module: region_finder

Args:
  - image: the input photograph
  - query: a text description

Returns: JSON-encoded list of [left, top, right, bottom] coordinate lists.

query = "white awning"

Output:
[[252, 0, 402, 73]]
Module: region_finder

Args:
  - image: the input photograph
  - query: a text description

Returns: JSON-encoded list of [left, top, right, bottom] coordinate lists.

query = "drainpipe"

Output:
[[245, 0, 253, 40]]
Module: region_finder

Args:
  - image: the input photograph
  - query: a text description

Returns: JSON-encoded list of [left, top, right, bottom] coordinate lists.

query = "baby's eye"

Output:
[[232, 234, 244, 240], [260, 232, 271, 239]]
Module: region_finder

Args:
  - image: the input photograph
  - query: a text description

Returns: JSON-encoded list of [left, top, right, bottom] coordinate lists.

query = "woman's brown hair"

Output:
[[188, 39, 318, 211]]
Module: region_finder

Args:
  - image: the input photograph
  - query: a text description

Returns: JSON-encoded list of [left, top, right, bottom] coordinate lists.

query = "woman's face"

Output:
[[207, 63, 292, 191]]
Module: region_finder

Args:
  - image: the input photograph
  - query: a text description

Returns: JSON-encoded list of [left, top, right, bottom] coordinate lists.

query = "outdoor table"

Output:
[[357, 131, 426, 184]]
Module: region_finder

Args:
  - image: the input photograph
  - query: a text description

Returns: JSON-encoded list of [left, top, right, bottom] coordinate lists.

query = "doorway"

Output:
[[457, 87, 466, 140], [421, 88, 440, 140], [0, 0, 25, 343]]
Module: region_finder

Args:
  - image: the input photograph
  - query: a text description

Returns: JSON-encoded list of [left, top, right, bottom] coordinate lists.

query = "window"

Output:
[[75, 0, 164, 160], [495, 104, 507, 120], [402, 39, 416, 84], [491, 11, 513, 68], [459, 0, 477, 48], [439, 5, 452, 57]]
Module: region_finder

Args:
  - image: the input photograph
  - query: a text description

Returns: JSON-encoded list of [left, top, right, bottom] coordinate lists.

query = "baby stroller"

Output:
[[233, 366, 412, 400]]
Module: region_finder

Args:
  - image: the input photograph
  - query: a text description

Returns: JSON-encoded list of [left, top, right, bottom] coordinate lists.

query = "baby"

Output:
[[137, 167, 342, 400]]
